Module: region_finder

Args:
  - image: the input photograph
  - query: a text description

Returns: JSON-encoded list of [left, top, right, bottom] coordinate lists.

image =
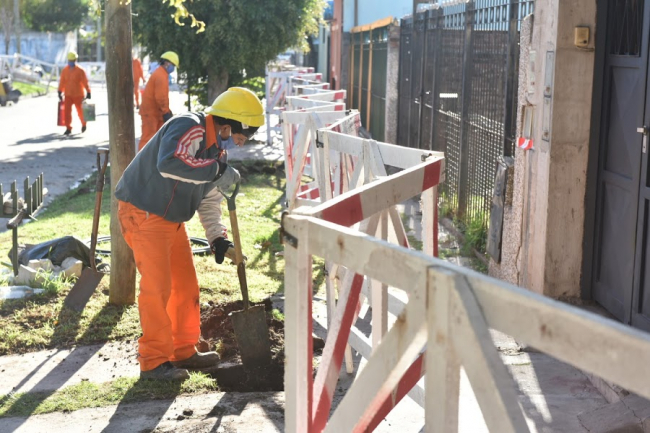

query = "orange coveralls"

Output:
[[139, 66, 170, 150], [133, 58, 144, 107], [117, 119, 220, 372], [58, 65, 90, 130]]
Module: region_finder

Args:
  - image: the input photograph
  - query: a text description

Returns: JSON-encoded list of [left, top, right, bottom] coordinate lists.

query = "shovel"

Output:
[[219, 182, 272, 369], [64, 148, 109, 312]]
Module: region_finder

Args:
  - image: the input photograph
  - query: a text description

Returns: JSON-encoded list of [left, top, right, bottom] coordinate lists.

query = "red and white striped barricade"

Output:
[[283, 153, 445, 432], [283, 145, 650, 432], [265, 66, 324, 145], [281, 109, 351, 210]]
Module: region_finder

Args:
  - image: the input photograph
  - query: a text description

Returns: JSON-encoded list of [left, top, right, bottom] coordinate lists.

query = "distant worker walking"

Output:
[[133, 56, 145, 110], [138, 51, 179, 150], [58, 52, 91, 136]]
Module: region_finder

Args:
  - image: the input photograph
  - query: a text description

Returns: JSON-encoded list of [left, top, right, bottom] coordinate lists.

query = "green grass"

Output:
[[12, 81, 49, 97], [460, 215, 488, 256], [0, 372, 217, 418], [0, 160, 286, 355]]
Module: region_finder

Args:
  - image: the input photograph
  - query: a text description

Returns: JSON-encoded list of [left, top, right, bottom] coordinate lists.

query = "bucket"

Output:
[[82, 102, 96, 122]]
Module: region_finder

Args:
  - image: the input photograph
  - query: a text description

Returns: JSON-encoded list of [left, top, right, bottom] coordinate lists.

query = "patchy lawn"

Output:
[[0, 160, 286, 356], [0, 372, 217, 418]]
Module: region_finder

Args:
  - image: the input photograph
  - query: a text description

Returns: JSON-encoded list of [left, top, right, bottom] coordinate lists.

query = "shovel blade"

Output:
[[63, 268, 104, 312], [230, 305, 272, 369]]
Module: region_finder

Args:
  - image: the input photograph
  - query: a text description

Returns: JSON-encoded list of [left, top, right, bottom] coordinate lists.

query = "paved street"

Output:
[[0, 86, 188, 226]]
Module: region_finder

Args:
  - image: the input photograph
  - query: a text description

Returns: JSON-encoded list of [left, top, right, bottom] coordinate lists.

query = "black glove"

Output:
[[211, 237, 234, 265], [86, 92, 91, 100], [58, 91, 63, 102], [162, 112, 173, 122]]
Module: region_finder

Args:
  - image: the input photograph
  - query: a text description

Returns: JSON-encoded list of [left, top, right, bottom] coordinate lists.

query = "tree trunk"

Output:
[[0, 7, 13, 55], [207, 69, 229, 105], [105, 0, 136, 305], [12, 0, 19, 54]]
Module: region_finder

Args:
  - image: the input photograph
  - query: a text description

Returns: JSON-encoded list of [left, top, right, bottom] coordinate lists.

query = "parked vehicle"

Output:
[[0, 78, 22, 106]]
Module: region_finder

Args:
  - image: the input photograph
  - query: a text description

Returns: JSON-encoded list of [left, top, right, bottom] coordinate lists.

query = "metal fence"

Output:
[[398, 0, 534, 227]]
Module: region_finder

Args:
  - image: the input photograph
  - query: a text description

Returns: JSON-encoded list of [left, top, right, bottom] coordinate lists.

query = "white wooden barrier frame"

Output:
[[283, 211, 650, 432]]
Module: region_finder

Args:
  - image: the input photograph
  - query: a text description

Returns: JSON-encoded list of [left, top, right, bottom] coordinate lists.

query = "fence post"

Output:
[[503, 0, 520, 158], [457, 1, 475, 220], [429, 7, 444, 152], [284, 218, 313, 432]]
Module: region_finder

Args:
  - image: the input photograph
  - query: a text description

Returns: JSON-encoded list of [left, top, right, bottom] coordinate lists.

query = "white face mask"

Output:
[[217, 134, 236, 151]]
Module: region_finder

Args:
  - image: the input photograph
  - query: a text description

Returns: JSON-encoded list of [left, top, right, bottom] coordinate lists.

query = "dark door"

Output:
[[593, 0, 650, 328]]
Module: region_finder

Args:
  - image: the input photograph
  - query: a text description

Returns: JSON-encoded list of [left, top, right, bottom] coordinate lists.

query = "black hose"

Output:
[[92, 236, 212, 256]]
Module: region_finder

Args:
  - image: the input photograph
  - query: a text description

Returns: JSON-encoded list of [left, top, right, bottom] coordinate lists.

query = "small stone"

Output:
[[81, 378, 89, 381], [176, 415, 185, 421], [182, 409, 193, 416]]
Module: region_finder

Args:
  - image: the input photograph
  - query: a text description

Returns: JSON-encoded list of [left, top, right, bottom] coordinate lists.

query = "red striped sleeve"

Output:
[[174, 126, 216, 168]]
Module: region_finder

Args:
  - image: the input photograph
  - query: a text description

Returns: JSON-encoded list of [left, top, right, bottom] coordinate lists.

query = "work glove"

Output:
[[86, 92, 91, 100], [213, 161, 240, 191], [211, 237, 234, 265], [58, 91, 63, 102], [162, 112, 173, 122]]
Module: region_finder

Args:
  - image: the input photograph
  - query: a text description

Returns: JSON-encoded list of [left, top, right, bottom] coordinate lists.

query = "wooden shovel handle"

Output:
[[89, 149, 109, 271]]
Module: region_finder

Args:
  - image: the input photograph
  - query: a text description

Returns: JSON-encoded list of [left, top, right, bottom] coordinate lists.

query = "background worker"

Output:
[[114, 87, 264, 381], [138, 51, 178, 151], [133, 55, 145, 110], [58, 51, 91, 136]]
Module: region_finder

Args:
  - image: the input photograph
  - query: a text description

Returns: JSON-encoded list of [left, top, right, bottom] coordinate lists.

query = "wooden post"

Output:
[[105, 0, 136, 305]]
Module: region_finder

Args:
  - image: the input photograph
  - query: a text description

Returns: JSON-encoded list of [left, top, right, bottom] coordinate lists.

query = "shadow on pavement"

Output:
[[102, 379, 180, 433], [13, 134, 83, 145], [206, 392, 285, 432], [0, 304, 125, 429]]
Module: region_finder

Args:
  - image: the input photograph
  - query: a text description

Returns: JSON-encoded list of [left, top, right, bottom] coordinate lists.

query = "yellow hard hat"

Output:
[[160, 51, 179, 67], [67, 51, 78, 61], [205, 87, 265, 127]]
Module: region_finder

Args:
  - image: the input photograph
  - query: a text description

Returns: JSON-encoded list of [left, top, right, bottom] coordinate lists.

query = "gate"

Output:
[[591, 0, 650, 331], [349, 18, 393, 141], [398, 0, 533, 227]]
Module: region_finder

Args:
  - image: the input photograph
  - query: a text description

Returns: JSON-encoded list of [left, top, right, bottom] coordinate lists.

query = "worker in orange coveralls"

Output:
[[115, 87, 265, 380], [138, 51, 178, 151], [58, 51, 90, 136], [133, 56, 145, 110]]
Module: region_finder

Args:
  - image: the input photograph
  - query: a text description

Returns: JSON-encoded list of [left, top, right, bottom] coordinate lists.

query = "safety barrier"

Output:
[[282, 156, 650, 432], [265, 64, 320, 145]]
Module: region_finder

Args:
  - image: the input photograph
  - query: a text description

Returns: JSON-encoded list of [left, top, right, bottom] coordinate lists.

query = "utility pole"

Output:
[[13, 0, 19, 54], [105, 0, 136, 305]]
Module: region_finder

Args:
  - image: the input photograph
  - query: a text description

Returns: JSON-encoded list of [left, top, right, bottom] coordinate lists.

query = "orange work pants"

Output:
[[134, 85, 141, 107], [139, 114, 163, 151], [64, 96, 85, 129], [117, 201, 200, 371]]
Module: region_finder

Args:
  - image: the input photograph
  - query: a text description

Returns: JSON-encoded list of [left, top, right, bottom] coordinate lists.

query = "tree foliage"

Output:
[[22, 0, 90, 33], [132, 0, 325, 104]]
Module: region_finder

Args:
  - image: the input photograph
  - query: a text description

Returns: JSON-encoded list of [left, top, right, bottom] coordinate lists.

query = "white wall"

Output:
[[343, 0, 413, 31], [5, 31, 76, 64]]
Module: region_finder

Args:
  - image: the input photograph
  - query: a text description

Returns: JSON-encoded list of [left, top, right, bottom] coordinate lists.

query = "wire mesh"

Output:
[[398, 0, 535, 230]]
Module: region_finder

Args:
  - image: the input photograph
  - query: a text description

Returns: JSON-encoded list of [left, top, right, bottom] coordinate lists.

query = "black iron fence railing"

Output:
[[398, 0, 534, 229]]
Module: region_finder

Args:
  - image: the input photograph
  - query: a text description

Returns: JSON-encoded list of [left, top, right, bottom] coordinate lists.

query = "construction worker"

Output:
[[114, 87, 264, 381], [58, 52, 91, 135], [133, 55, 145, 110], [138, 51, 178, 151]]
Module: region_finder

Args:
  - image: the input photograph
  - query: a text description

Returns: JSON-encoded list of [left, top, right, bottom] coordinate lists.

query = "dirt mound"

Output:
[[199, 299, 285, 392]]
